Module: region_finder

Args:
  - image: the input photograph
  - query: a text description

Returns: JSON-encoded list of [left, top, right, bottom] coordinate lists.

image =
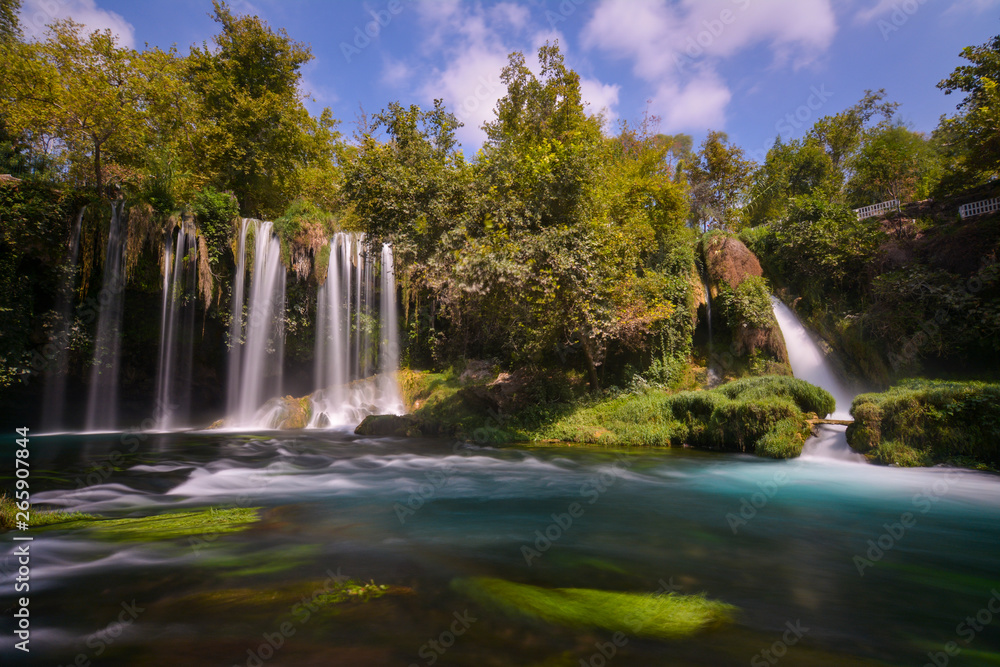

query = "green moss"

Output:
[[453, 577, 736, 640], [848, 379, 1000, 468], [46, 506, 260, 542], [755, 418, 809, 459], [533, 376, 830, 458], [0, 495, 97, 531]]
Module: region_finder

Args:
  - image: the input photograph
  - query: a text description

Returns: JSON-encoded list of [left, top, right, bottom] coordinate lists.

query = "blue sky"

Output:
[[17, 0, 1000, 159]]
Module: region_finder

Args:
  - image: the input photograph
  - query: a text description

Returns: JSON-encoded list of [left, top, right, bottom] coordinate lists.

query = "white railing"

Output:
[[854, 200, 899, 220], [959, 197, 1000, 219]]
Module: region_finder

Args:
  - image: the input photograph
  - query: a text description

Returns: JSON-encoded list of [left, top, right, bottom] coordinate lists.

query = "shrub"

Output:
[[191, 186, 239, 267], [848, 380, 1000, 467]]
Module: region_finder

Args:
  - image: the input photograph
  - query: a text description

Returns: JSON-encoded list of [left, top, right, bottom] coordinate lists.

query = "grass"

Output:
[[847, 379, 1000, 468], [0, 494, 97, 531], [453, 577, 736, 640], [533, 376, 828, 458], [391, 371, 828, 458], [45, 506, 260, 541]]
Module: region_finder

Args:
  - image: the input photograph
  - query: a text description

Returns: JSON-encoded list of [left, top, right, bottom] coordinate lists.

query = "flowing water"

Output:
[[41, 206, 85, 431], [3, 431, 999, 666], [309, 234, 402, 427], [226, 220, 287, 428], [153, 223, 197, 430], [84, 203, 127, 431], [771, 297, 866, 462]]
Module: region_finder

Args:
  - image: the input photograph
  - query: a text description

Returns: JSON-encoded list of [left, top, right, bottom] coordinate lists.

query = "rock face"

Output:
[[702, 233, 790, 367], [355, 414, 424, 437]]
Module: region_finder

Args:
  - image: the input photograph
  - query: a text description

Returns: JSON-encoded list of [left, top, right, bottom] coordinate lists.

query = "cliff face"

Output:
[[701, 233, 789, 369]]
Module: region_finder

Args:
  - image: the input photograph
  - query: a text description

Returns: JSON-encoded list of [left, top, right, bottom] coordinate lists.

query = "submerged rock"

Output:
[[354, 414, 423, 437], [452, 577, 736, 640]]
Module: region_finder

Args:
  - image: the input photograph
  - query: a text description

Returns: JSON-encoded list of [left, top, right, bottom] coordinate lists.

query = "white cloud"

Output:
[[854, 0, 900, 23], [581, 0, 837, 132], [380, 55, 413, 88], [490, 2, 530, 31], [944, 0, 1000, 14], [580, 77, 621, 131], [19, 0, 135, 47]]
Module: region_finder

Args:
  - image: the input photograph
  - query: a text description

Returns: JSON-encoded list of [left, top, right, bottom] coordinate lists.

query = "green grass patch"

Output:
[[44, 506, 260, 542], [847, 379, 1000, 468], [453, 577, 736, 640], [532, 376, 824, 458], [0, 494, 97, 531]]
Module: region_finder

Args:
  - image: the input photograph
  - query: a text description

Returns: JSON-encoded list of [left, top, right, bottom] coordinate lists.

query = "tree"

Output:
[[938, 34, 1000, 180], [688, 131, 754, 232], [809, 89, 898, 188], [0, 0, 20, 44], [848, 124, 937, 209], [0, 20, 170, 195], [744, 137, 837, 227], [186, 1, 328, 218]]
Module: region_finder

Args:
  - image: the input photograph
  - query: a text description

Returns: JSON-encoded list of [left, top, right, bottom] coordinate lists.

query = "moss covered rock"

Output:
[[355, 414, 424, 437], [847, 379, 1000, 468]]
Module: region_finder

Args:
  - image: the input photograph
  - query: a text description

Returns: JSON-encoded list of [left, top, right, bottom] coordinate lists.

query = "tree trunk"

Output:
[[93, 138, 103, 197], [579, 333, 601, 394]]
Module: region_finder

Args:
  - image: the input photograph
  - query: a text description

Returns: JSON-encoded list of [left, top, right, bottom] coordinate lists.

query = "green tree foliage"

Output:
[[191, 186, 239, 268], [688, 131, 754, 231], [809, 89, 898, 180], [0, 0, 20, 44], [186, 1, 335, 219], [937, 33, 1000, 181], [755, 196, 886, 304], [345, 43, 693, 390], [744, 137, 837, 227], [0, 20, 179, 195], [847, 124, 940, 208]]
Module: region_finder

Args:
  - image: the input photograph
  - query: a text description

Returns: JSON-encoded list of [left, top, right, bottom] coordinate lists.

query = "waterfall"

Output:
[[770, 297, 864, 462], [378, 242, 403, 414], [226, 219, 286, 427], [702, 275, 721, 387], [153, 222, 197, 430], [84, 202, 127, 431], [309, 233, 402, 427], [41, 206, 85, 431], [226, 218, 251, 418]]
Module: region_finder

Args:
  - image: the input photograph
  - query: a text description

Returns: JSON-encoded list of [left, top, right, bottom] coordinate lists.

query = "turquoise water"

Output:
[[2, 430, 1000, 666]]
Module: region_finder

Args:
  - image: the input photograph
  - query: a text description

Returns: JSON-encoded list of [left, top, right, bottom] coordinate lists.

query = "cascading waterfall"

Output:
[[378, 242, 404, 414], [153, 222, 198, 430], [226, 219, 286, 428], [226, 218, 251, 418], [770, 297, 865, 462], [309, 233, 402, 427], [84, 202, 127, 431], [41, 206, 85, 431]]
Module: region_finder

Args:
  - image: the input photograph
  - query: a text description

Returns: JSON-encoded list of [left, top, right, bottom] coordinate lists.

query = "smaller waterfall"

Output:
[[770, 297, 864, 462], [85, 202, 127, 431], [702, 275, 721, 387], [41, 206, 85, 431], [226, 219, 287, 428], [309, 233, 402, 427], [153, 222, 197, 429]]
